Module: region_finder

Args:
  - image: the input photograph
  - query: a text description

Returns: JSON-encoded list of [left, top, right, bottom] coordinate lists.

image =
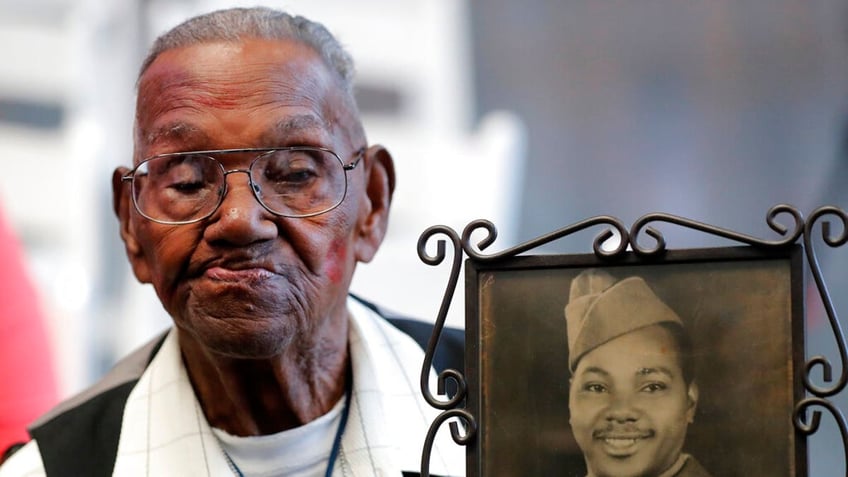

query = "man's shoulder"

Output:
[[679, 455, 713, 477], [17, 331, 170, 477], [30, 330, 168, 431]]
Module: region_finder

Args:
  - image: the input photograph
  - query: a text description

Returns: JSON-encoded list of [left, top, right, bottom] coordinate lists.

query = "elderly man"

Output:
[[0, 7, 462, 477], [564, 269, 711, 477]]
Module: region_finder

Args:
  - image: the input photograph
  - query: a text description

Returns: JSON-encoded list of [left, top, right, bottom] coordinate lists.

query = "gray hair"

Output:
[[138, 7, 356, 93]]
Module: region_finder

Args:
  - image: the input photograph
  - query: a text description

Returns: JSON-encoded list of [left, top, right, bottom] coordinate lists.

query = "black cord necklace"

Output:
[[324, 379, 352, 477]]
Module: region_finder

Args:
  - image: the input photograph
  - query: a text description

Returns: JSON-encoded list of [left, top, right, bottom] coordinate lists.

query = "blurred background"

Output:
[[1, 0, 847, 474]]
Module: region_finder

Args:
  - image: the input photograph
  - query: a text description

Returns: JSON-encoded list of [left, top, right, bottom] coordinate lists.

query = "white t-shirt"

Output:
[[211, 395, 346, 477]]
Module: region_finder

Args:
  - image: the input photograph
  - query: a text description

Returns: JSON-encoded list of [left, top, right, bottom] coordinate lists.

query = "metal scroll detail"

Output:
[[629, 203, 805, 256], [794, 206, 848, 470], [417, 225, 476, 477], [417, 204, 848, 475], [461, 216, 630, 261]]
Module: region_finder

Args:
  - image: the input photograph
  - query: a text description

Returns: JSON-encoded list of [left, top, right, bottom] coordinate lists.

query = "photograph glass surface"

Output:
[[467, 248, 803, 476]]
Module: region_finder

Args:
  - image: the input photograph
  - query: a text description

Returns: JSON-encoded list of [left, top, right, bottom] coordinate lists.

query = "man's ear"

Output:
[[686, 381, 699, 424], [112, 167, 152, 283], [353, 144, 395, 263]]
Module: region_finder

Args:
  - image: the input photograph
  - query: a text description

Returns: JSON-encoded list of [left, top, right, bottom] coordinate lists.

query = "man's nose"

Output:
[[604, 393, 640, 422], [204, 170, 277, 245]]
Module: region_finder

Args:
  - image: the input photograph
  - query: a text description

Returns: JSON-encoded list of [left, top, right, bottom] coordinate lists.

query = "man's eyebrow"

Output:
[[579, 366, 610, 377], [144, 122, 207, 148], [636, 366, 675, 378], [264, 114, 328, 141]]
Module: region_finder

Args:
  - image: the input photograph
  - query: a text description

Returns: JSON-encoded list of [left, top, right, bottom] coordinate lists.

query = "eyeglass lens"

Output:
[[131, 148, 347, 223]]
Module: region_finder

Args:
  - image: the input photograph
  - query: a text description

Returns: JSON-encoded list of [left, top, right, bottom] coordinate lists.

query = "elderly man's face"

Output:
[[115, 38, 387, 358], [568, 325, 698, 477]]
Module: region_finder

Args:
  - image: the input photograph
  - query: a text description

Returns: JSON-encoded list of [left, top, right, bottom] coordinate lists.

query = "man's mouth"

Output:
[[593, 430, 653, 456], [602, 437, 640, 454], [204, 266, 275, 283]]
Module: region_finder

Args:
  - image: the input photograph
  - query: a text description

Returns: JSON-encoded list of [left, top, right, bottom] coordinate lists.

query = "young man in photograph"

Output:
[[564, 269, 712, 477]]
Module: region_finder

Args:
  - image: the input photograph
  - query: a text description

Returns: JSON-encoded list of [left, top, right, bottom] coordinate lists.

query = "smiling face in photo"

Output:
[[568, 324, 698, 477]]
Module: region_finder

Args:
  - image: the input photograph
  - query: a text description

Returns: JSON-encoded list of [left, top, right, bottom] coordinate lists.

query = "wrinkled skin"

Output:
[[568, 325, 699, 477], [112, 38, 395, 435]]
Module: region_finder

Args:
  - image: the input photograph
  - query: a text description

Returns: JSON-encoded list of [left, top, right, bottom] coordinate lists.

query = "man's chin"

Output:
[[178, 313, 300, 359], [585, 453, 657, 477]]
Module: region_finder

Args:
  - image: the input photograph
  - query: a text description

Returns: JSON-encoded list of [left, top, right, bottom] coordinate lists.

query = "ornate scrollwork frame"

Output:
[[417, 204, 847, 476]]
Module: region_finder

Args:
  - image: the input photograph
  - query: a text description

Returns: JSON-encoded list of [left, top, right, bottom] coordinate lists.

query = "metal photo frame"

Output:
[[416, 204, 848, 477]]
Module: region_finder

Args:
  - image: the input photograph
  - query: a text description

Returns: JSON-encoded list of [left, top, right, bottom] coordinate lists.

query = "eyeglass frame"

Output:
[[121, 145, 366, 225]]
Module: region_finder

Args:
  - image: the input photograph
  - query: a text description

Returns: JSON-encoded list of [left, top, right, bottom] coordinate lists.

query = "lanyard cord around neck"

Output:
[[325, 370, 353, 477]]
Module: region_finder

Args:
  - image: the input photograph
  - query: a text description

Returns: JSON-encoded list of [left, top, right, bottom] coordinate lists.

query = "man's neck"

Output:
[[176, 321, 349, 436], [585, 453, 690, 477]]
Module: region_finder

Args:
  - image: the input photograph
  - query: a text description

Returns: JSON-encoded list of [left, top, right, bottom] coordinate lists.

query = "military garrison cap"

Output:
[[564, 268, 683, 371]]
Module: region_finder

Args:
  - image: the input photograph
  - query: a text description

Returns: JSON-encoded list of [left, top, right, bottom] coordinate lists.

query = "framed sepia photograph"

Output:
[[464, 245, 805, 477]]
